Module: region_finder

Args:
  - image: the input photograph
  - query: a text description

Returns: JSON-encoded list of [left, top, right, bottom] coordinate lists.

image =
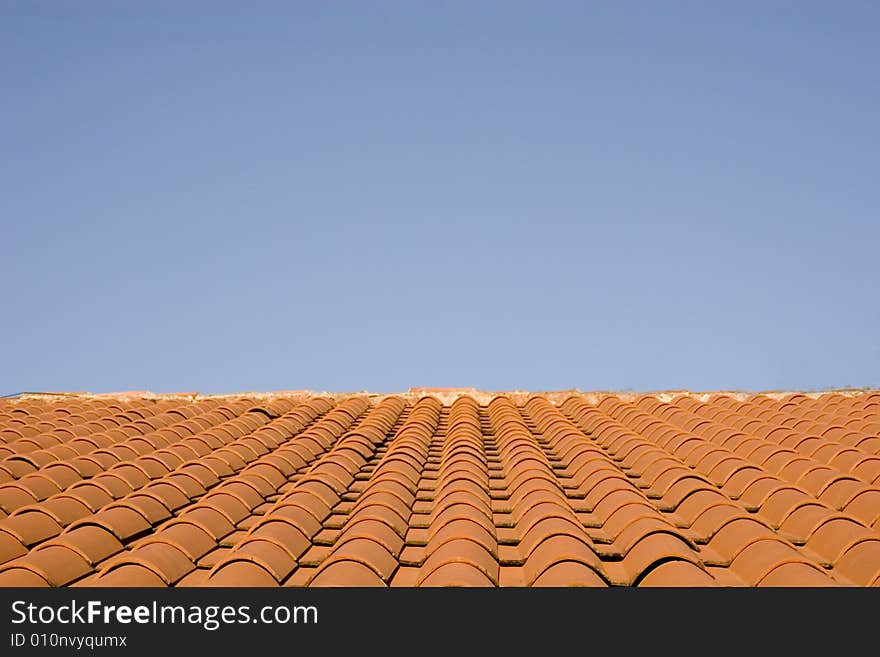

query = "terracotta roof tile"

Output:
[[0, 390, 878, 585]]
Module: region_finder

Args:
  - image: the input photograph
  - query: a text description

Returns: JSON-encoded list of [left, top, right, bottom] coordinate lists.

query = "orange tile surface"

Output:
[[0, 390, 878, 587]]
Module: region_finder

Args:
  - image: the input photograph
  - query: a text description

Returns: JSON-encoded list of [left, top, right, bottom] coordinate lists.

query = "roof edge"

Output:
[[6, 387, 878, 405]]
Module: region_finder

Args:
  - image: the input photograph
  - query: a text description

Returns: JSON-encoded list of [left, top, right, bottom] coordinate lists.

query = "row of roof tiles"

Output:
[[0, 391, 878, 586]]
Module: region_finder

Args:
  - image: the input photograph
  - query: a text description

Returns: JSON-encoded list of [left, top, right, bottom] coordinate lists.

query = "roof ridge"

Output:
[[6, 387, 878, 404]]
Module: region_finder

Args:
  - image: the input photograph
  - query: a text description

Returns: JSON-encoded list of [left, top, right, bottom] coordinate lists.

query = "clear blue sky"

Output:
[[2, 2, 878, 394]]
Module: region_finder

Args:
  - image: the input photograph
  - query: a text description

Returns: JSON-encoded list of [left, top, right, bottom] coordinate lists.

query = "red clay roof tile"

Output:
[[0, 390, 878, 586]]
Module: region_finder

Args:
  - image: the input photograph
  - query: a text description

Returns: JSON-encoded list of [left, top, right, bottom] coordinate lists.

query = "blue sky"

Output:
[[2, 2, 878, 394]]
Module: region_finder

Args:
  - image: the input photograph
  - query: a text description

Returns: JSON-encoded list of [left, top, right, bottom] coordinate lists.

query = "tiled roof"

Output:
[[0, 390, 879, 587]]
